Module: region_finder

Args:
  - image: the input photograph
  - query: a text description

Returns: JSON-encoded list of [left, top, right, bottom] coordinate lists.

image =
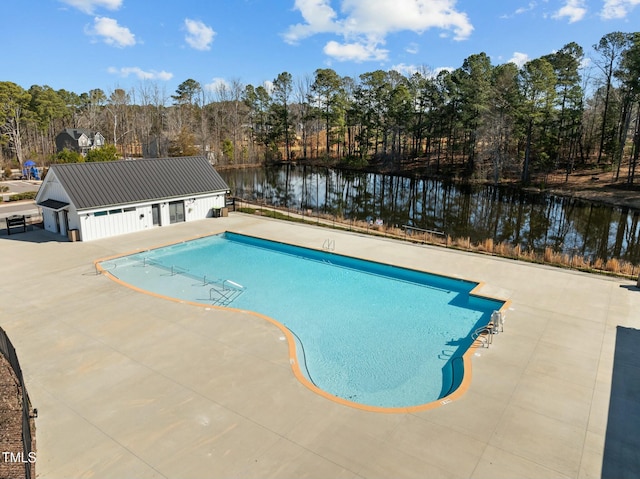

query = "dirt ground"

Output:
[[256, 158, 640, 210], [0, 355, 29, 479], [526, 168, 640, 210]]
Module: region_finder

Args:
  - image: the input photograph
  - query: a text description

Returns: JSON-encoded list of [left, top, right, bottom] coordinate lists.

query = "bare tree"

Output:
[[295, 74, 313, 159], [106, 87, 133, 156], [134, 82, 169, 158], [592, 32, 630, 163], [0, 81, 31, 168]]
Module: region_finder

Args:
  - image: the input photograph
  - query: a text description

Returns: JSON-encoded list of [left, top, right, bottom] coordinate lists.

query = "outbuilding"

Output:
[[35, 156, 230, 241]]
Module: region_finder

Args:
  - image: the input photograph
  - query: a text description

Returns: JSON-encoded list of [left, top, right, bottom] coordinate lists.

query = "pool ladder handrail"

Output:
[[139, 257, 189, 277], [472, 325, 493, 348], [95, 262, 117, 275], [222, 279, 245, 291], [209, 287, 233, 304], [209, 279, 246, 305], [471, 311, 505, 348]]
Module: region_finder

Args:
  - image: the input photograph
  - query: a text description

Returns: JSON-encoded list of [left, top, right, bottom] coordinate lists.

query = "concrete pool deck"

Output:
[[1, 213, 639, 478]]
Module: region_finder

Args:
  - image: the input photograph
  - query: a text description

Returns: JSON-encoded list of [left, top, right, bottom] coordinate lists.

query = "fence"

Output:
[[0, 327, 35, 479], [230, 196, 640, 279]]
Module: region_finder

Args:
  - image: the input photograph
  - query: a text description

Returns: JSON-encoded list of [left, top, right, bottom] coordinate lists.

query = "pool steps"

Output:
[[137, 256, 246, 306], [209, 280, 245, 306]]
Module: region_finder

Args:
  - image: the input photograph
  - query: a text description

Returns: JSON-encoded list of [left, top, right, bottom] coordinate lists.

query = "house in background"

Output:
[[35, 156, 230, 241], [55, 128, 105, 156]]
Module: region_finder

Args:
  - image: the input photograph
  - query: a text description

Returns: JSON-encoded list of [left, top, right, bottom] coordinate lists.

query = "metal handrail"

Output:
[[210, 280, 246, 305], [210, 287, 232, 303], [95, 262, 116, 275], [472, 325, 493, 347], [402, 224, 445, 236], [222, 279, 245, 290], [170, 265, 189, 276]]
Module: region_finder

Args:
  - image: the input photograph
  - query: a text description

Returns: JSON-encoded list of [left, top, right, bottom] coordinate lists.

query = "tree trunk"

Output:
[[628, 104, 640, 184], [597, 62, 613, 164], [522, 119, 533, 184]]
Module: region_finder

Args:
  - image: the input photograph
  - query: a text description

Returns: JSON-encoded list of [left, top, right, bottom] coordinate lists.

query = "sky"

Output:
[[3, 0, 640, 99]]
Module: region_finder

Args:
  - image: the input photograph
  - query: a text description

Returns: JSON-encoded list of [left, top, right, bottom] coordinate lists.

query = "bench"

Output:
[[5, 215, 27, 235]]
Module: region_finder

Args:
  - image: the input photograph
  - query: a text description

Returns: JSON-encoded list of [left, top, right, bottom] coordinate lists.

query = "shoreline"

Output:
[[216, 160, 640, 211]]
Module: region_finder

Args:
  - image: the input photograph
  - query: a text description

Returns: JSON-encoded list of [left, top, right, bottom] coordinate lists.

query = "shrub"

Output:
[[55, 148, 83, 164], [8, 191, 37, 201], [453, 237, 471, 249], [478, 238, 494, 253], [605, 258, 620, 273], [86, 144, 118, 162]]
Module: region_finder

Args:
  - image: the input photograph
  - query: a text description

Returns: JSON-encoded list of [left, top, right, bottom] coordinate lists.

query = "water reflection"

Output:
[[221, 165, 640, 265]]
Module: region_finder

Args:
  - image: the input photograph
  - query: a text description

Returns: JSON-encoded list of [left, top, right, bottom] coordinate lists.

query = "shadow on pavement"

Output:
[[0, 226, 61, 244], [602, 326, 640, 479]]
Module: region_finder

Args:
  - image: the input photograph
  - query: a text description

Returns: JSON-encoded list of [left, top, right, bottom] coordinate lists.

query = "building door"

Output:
[[152, 204, 161, 226], [168, 201, 185, 224], [60, 210, 68, 236]]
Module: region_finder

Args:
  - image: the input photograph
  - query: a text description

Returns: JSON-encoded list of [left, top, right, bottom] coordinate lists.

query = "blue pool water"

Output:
[[100, 232, 503, 408]]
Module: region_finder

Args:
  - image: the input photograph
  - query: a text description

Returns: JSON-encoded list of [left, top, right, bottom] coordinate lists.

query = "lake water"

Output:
[[220, 165, 640, 266]]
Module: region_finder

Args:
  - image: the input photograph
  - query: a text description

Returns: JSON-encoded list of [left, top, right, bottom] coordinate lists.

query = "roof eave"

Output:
[[75, 189, 228, 212]]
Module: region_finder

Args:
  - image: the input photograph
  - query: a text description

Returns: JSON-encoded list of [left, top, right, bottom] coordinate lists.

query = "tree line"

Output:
[[1, 31, 639, 184]]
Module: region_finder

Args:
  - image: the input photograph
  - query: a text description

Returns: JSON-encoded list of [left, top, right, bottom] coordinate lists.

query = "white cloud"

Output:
[[263, 80, 275, 95], [184, 19, 216, 51], [86, 16, 136, 47], [600, 0, 640, 19], [391, 63, 418, 76], [515, 2, 537, 15], [204, 77, 229, 92], [339, 0, 473, 40], [59, 0, 122, 14], [553, 0, 587, 22], [284, 0, 473, 63], [580, 57, 592, 70], [393, 65, 452, 78], [433, 66, 454, 76], [282, 0, 338, 44], [108, 67, 173, 81], [405, 43, 419, 55], [323, 40, 388, 62], [509, 51, 530, 67], [500, 0, 536, 19]]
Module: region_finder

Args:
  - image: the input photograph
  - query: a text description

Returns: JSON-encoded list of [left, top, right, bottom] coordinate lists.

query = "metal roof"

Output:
[[58, 128, 101, 140], [38, 199, 70, 211], [48, 156, 229, 210]]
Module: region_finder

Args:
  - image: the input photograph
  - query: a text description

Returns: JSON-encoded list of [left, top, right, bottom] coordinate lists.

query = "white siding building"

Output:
[[35, 156, 230, 241]]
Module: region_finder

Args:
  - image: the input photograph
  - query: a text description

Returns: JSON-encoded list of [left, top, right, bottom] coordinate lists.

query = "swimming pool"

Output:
[[98, 232, 505, 410]]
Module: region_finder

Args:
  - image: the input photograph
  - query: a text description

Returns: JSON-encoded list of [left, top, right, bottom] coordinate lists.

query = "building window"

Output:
[[168, 201, 185, 224]]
